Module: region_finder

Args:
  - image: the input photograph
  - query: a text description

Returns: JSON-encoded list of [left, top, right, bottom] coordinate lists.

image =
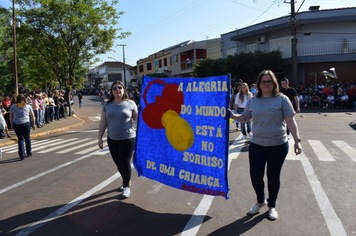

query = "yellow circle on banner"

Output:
[[161, 110, 195, 151]]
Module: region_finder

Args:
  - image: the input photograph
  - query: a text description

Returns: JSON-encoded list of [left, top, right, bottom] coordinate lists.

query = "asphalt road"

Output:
[[0, 95, 355, 236]]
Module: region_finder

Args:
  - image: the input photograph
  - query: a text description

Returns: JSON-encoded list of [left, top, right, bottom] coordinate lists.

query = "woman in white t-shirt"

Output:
[[235, 83, 253, 139]]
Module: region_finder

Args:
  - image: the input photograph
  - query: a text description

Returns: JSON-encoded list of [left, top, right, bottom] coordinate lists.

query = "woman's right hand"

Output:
[[98, 138, 103, 149]]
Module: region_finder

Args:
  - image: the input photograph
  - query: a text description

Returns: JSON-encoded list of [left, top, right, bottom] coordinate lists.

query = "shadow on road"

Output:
[[207, 212, 268, 236], [0, 189, 211, 236], [349, 120, 356, 131]]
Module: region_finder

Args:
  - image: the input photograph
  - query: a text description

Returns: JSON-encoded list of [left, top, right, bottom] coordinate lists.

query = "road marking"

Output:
[[14, 163, 135, 236], [75, 143, 107, 154], [228, 134, 244, 169], [56, 138, 106, 154], [68, 129, 99, 133], [1, 140, 42, 152], [300, 158, 347, 236], [88, 116, 101, 121], [4, 139, 62, 154], [32, 138, 79, 152], [181, 195, 214, 236], [93, 148, 110, 155], [181, 134, 243, 236], [332, 140, 356, 162], [286, 140, 308, 160], [0, 151, 96, 195], [14, 172, 121, 236], [308, 140, 336, 161], [38, 138, 91, 153]]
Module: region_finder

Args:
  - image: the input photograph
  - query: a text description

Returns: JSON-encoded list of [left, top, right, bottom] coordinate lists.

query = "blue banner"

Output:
[[134, 75, 231, 199]]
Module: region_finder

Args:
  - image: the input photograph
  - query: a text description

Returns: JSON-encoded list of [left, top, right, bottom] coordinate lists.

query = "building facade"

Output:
[[87, 61, 132, 89], [171, 39, 220, 77], [221, 7, 356, 86]]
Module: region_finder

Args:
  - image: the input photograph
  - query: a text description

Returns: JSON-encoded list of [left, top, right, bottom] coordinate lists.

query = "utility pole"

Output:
[[12, 0, 19, 96], [290, 0, 298, 86], [118, 44, 127, 87]]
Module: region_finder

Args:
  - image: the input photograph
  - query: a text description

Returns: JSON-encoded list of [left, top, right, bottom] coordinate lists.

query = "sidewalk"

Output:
[[0, 115, 85, 147]]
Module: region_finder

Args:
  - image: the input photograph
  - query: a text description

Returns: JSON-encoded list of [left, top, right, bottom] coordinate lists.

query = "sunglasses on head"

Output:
[[112, 86, 123, 90]]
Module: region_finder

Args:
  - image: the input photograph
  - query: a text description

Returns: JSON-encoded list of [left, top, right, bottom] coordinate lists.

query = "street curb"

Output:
[[0, 115, 85, 147]]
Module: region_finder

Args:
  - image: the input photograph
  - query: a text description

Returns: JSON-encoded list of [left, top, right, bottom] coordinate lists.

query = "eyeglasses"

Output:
[[112, 86, 123, 90], [261, 80, 273, 85]]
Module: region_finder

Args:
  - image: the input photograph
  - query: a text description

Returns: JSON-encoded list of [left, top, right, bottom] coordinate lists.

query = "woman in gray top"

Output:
[[229, 70, 302, 220], [98, 81, 138, 199], [10, 94, 36, 160]]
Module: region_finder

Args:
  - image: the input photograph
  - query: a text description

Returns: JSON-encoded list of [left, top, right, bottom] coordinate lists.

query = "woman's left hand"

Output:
[[227, 108, 234, 118], [32, 125, 36, 130], [294, 142, 302, 155]]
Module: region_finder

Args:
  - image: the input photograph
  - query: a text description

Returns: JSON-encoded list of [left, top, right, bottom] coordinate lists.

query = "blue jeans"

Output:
[[39, 110, 44, 125], [13, 122, 32, 159], [249, 142, 288, 208], [50, 107, 54, 121], [79, 99, 83, 108], [33, 110, 40, 127], [237, 108, 251, 135], [0, 129, 5, 138]]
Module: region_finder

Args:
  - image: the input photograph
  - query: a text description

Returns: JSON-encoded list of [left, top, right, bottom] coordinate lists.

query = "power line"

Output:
[[123, 0, 213, 44], [129, 1, 282, 58], [249, 1, 279, 26]]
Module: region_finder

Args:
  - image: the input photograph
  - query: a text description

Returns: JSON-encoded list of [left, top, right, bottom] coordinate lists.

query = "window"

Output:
[[173, 55, 178, 64], [147, 63, 152, 71], [164, 58, 168, 66], [270, 36, 291, 58], [247, 43, 257, 52], [108, 74, 122, 82], [159, 60, 162, 68], [139, 65, 143, 72], [224, 47, 237, 56], [198, 51, 204, 59]]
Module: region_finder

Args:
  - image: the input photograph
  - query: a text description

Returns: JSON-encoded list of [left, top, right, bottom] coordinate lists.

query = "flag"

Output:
[[134, 75, 231, 199]]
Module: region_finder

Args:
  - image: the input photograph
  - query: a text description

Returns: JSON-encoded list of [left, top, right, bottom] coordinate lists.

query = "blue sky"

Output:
[[1, 0, 355, 67]]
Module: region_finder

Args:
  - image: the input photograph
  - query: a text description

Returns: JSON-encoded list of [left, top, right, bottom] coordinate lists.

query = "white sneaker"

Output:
[[242, 135, 246, 139], [119, 180, 132, 191], [248, 200, 266, 215], [248, 132, 253, 138], [122, 187, 130, 198], [268, 208, 278, 220]]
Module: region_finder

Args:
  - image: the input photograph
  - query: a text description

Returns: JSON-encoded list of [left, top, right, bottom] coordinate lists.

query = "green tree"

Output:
[[194, 50, 282, 85], [191, 58, 227, 78], [16, 0, 130, 115], [0, 7, 14, 96]]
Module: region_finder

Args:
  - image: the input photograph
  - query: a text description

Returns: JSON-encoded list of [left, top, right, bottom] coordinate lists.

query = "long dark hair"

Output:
[[255, 70, 279, 98], [108, 81, 129, 103], [15, 94, 27, 109], [233, 83, 241, 95]]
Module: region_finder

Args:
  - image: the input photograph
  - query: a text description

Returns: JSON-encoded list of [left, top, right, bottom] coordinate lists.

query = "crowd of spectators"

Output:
[[294, 81, 355, 109], [0, 88, 74, 139]]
